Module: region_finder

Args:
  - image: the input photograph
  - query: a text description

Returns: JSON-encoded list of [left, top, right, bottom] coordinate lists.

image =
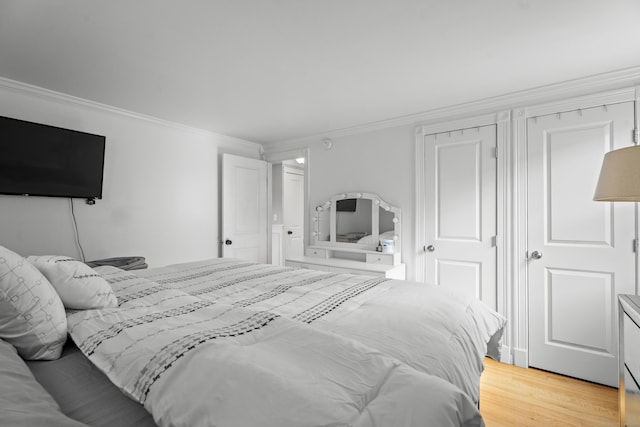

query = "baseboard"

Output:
[[512, 347, 528, 368], [498, 345, 513, 364], [494, 345, 528, 367]]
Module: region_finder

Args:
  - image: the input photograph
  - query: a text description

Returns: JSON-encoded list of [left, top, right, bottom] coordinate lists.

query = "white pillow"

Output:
[[27, 256, 118, 310], [0, 245, 67, 360]]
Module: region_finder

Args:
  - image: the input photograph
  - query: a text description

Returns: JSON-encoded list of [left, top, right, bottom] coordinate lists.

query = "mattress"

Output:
[[26, 340, 155, 427]]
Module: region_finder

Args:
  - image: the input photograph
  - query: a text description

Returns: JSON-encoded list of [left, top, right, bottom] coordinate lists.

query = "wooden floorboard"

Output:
[[479, 358, 618, 426]]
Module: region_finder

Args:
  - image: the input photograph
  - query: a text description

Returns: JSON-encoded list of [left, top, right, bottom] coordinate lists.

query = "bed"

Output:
[[0, 248, 505, 427]]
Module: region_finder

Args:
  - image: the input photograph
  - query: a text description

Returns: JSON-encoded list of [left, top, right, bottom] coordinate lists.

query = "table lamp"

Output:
[[594, 145, 640, 202]]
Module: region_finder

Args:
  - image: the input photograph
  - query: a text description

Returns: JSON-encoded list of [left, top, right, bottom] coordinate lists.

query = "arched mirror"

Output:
[[312, 192, 401, 253]]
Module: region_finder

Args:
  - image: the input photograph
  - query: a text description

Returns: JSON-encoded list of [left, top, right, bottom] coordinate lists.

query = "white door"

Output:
[[283, 164, 304, 260], [222, 154, 268, 263], [423, 125, 497, 310], [527, 102, 636, 387]]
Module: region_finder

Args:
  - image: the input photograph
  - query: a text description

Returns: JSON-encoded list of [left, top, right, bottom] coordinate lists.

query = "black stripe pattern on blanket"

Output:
[[68, 258, 389, 402]]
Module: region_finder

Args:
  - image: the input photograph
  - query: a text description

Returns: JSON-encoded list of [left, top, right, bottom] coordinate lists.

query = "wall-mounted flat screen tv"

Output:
[[0, 116, 105, 201], [336, 198, 357, 212]]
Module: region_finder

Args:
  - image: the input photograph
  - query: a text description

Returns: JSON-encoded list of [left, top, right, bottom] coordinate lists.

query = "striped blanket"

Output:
[[67, 258, 504, 426]]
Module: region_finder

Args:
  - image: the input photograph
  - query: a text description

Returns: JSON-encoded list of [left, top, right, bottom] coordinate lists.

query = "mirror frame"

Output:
[[311, 192, 401, 253]]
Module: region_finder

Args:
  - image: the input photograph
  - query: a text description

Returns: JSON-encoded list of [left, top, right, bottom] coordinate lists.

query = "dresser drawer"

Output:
[[365, 253, 395, 266], [305, 248, 327, 258], [625, 313, 640, 381]]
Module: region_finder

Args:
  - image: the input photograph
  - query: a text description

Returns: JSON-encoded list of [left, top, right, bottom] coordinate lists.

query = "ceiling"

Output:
[[1, 1, 639, 145]]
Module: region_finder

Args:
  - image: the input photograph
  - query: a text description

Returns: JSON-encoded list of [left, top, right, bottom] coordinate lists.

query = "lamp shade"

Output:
[[593, 145, 640, 201]]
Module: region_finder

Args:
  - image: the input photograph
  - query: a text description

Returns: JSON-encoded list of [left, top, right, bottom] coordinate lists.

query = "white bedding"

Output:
[[67, 258, 505, 426], [356, 230, 395, 245]]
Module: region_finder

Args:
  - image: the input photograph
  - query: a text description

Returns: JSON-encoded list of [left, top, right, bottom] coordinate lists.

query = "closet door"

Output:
[[423, 125, 497, 310], [527, 102, 636, 387]]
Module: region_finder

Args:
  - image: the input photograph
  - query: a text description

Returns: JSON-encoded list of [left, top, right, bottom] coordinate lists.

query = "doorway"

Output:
[[221, 153, 268, 262], [271, 157, 306, 265]]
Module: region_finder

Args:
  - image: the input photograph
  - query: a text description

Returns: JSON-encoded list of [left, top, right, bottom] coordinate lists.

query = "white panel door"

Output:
[[527, 102, 636, 386], [424, 125, 497, 310], [283, 164, 304, 260], [222, 154, 268, 263]]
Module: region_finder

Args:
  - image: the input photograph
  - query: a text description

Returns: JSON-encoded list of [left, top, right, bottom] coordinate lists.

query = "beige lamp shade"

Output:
[[593, 145, 640, 201]]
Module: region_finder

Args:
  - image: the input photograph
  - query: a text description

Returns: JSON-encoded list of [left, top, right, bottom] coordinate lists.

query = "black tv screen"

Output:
[[336, 198, 357, 212], [0, 116, 105, 200]]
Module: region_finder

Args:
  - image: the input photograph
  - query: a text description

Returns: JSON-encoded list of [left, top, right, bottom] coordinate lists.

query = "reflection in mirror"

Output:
[[336, 199, 372, 243], [314, 203, 331, 242], [379, 207, 395, 240]]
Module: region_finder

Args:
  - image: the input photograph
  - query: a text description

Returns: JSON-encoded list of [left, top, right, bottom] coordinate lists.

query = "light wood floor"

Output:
[[479, 358, 618, 426]]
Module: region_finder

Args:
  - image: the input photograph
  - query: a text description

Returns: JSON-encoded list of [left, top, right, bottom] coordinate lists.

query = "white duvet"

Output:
[[68, 258, 504, 427]]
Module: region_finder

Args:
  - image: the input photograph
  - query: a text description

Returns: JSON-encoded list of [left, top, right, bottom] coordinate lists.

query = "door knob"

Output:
[[287, 231, 293, 235], [530, 250, 543, 260], [426, 245, 435, 252], [225, 239, 232, 245]]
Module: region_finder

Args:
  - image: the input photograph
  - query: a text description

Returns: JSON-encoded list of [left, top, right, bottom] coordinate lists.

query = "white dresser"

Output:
[[619, 294, 640, 427], [287, 192, 406, 280]]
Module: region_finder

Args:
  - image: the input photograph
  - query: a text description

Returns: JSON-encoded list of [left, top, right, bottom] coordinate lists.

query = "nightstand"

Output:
[[619, 294, 640, 427]]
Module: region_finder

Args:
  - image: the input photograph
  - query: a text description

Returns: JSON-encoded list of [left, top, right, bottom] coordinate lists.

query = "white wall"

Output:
[[308, 125, 417, 278], [0, 79, 261, 267]]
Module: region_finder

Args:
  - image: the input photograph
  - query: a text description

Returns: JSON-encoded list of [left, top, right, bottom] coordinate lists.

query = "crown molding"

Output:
[[264, 65, 640, 154], [417, 111, 500, 136], [0, 76, 261, 150], [214, 133, 263, 153]]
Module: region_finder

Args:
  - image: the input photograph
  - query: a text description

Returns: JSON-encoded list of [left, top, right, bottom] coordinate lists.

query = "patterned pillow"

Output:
[[0, 246, 67, 360], [28, 256, 118, 310]]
